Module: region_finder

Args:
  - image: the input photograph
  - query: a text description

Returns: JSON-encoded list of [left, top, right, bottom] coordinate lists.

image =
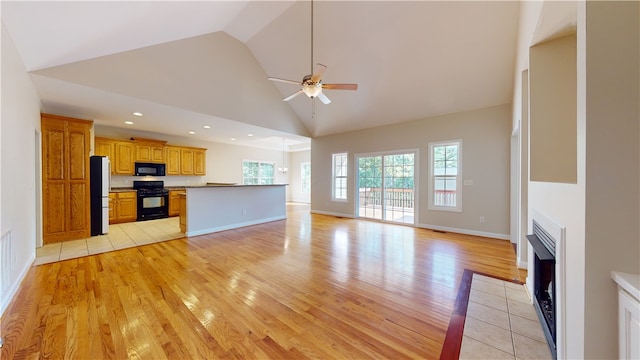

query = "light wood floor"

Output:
[[1, 203, 524, 359]]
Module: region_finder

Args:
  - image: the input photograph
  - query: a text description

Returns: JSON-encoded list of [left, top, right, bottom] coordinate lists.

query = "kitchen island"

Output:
[[180, 184, 287, 237]]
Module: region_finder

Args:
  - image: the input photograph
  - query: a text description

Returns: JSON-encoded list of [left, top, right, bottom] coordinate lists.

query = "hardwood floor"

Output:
[[1, 203, 523, 359]]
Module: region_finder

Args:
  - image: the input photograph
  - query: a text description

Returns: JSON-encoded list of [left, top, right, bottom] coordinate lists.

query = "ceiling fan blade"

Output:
[[310, 63, 327, 82], [268, 77, 301, 85], [317, 91, 331, 104], [323, 83, 358, 91], [283, 89, 304, 102]]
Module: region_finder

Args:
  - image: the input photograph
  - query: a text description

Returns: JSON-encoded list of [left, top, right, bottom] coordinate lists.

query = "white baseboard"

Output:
[[417, 223, 511, 240], [518, 260, 528, 269], [307, 212, 509, 241], [309, 210, 355, 218], [1, 253, 35, 317], [186, 216, 287, 237]]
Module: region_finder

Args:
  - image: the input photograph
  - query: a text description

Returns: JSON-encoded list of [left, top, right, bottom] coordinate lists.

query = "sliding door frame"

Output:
[[354, 149, 419, 225]]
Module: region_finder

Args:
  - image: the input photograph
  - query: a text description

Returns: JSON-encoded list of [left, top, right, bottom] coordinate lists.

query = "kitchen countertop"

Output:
[[108, 184, 285, 192], [109, 187, 136, 193], [183, 184, 287, 188]]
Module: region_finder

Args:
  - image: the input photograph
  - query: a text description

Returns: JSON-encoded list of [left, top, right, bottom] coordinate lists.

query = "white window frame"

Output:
[[242, 160, 275, 185], [428, 140, 462, 212], [301, 161, 311, 193], [332, 152, 348, 201]]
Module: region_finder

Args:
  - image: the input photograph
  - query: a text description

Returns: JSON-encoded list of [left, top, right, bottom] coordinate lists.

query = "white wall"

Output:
[[582, 1, 639, 357], [0, 22, 42, 315], [513, 1, 639, 358], [311, 104, 512, 239]]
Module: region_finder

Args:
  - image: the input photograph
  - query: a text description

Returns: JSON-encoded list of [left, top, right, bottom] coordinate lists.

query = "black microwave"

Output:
[[135, 162, 166, 176]]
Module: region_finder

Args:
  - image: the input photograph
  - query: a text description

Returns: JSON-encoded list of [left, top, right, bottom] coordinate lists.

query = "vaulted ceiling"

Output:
[[1, 1, 520, 151]]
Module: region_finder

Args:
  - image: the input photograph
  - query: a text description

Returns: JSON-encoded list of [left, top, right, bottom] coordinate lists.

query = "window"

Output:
[[242, 160, 275, 185], [332, 153, 348, 201], [301, 162, 311, 193], [429, 140, 462, 212]]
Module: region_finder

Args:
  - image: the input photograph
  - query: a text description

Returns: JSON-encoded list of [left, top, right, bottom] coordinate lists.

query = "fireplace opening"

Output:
[[527, 220, 557, 359]]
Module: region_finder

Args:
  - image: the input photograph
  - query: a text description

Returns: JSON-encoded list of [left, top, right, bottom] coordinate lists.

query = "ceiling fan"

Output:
[[267, 0, 358, 105]]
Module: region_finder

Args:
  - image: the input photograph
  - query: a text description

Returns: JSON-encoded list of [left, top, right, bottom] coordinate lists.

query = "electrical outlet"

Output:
[[479, 216, 485, 223]]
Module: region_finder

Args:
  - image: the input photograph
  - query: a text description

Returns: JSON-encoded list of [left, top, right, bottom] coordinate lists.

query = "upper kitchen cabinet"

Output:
[[95, 135, 206, 176], [94, 137, 114, 162], [194, 149, 206, 176], [132, 138, 166, 163], [41, 113, 92, 243], [181, 148, 194, 175], [165, 145, 181, 175], [114, 140, 135, 174], [166, 145, 206, 176], [95, 137, 136, 175]]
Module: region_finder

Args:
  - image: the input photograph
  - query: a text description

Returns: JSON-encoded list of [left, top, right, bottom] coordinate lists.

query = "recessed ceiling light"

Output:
[[247, 133, 254, 137], [203, 125, 211, 129], [133, 112, 143, 117], [188, 131, 195, 135], [125, 121, 134, 125], [230, 138, 236, 141]]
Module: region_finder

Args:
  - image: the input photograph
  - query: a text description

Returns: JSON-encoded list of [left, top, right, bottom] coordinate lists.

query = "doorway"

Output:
[[356, 151, 417, 225]]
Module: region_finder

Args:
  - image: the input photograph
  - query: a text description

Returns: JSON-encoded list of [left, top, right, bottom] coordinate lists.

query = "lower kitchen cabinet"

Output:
[[169, 190, 183, 217], [179, 193, 186, 233], [109, 191, 137, 223]]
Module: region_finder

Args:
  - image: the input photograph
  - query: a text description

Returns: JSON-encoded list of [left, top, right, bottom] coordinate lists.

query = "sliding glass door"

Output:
[[357, 152, 416, 224]]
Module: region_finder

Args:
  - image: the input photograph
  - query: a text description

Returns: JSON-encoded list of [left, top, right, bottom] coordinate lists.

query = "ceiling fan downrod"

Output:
[[310, 0, 314, 75]]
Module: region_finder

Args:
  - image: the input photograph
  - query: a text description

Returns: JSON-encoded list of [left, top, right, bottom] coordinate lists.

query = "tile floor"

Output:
[[36, 217, 183, 265], [459, 274, 552, 359]]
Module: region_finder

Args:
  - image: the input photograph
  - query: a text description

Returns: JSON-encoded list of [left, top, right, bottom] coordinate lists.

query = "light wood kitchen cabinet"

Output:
[[41, 113, 92, 243], [97, 137, 136, 175], [181, 148, 194, 175], [109, 191, 137, 223], [133, 138, 166, 163], [114, 141, 135, 174], [93, 135, 206, 176], [94, 137, 114, 161], [179, 193, 186, 233], [194, 149, 206, 175], [165, 145, 206, 176], [169, 190, 183, 217], [166, 146, 181, 175]]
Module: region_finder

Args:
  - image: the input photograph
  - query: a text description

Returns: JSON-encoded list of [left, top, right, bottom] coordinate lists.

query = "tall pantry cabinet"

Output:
[[41, 114, 92, 243]]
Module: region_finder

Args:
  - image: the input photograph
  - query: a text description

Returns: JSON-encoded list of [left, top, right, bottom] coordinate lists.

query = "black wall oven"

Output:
[[133, 181, 169, 221]]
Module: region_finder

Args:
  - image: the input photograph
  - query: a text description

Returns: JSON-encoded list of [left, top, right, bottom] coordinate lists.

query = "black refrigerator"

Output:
[[90, 155, 110, 236]]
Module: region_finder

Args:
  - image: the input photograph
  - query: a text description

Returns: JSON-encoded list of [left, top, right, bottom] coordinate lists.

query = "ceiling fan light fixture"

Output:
[[302, 83, 322, 98]]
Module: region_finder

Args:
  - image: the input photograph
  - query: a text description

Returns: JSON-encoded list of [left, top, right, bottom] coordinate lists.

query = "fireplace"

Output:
[[527, 219, 557, 359]]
